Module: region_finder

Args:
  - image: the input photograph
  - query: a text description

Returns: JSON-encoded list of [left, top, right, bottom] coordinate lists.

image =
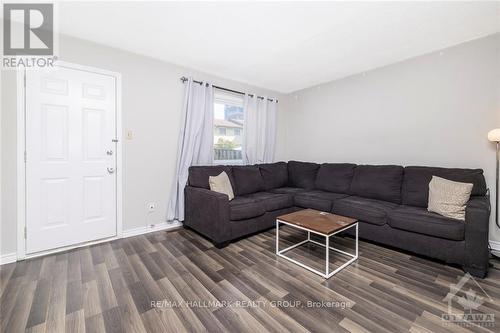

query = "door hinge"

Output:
[[24, 226, 27, 239], [24, 151, 27, 163]]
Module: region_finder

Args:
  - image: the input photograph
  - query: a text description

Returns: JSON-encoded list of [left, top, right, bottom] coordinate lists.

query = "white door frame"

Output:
[[17, 61, 123, 260]]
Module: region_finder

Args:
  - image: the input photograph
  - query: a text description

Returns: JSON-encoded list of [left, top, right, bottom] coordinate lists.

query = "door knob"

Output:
[[107, 167, 115, 174], [106, 150, 113, 155]]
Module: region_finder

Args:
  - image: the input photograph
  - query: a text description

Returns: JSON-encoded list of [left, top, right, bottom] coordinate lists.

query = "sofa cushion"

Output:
[[188, 166, 234, 189], [269, 187, 307, 195], [350, 165, 403, 204], [402, 166, 487, 208], [294, 190, 349, 212], [229, 197, 266, 221], [242, 192, 293, 212], [315, 163, 357, 194], [333, 196, 398, 226], [257, 162, 288, 190], [232, 166, 265, 196], [288, 161, 320, 189], [388, 205, 465, 241]]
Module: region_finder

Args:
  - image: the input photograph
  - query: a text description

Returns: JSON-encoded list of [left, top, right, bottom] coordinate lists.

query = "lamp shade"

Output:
[[488, 128, 500, 142]]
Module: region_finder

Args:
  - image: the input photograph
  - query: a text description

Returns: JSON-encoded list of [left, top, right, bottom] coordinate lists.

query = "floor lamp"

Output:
[[488, 128, 500, 228]]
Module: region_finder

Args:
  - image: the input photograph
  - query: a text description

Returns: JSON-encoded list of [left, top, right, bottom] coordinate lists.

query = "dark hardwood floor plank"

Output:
[[2, 279, 37, 333], [64, 309, 85, 333], [114, 247, 140, 286], [128, 281, 153, 314], [80, 248, 96, 284], [102, 306, 125, 333], [141, 308, 187, 333], [0, 262, 16, 299], [82, 280, 102, 319], [138, 252, 165, 281], [90, 245, 105, 266], [84, 313, 106, 333], [66, 249, 82, 282], [26, 278, 51, 328], [156, 277, 208, 333], [101, 243, 120, 271], [0, 276, 25, 329], [120, 297, 149, 333], [94, 263, 118, 311], [66, 279, 84, 315], [44, 260, 67, 333]]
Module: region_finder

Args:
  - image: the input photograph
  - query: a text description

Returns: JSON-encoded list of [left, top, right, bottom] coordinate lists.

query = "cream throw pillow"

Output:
[[427, 176, 473, 221], [209, 171, 234, 201]]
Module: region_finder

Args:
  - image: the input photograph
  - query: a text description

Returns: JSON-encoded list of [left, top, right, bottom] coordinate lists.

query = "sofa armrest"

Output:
[[184, 186, 231, 244], [464, 195, 491, 277]]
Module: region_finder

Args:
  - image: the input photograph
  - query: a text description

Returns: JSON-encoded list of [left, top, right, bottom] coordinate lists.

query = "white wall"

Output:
[[276, 33, 500, 242], [1, 70, 17, 256], [0, 34, 284, 257]]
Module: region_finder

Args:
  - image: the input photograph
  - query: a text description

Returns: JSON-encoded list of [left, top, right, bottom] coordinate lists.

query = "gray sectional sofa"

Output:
[[184, 161, 490, 277]]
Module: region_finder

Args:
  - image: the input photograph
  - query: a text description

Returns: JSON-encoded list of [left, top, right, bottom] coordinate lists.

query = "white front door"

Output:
[[25, 64, 117, 254]]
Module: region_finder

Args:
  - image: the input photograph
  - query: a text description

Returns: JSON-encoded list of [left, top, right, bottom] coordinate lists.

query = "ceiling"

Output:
[[55, 1, 499, 93]]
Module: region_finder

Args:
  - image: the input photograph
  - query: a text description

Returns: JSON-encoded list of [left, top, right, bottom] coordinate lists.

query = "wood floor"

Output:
[[1, 226, 499, 333]]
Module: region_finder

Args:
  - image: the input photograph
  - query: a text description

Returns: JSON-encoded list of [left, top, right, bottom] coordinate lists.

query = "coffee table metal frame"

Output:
[[275, 219, 358, 279]]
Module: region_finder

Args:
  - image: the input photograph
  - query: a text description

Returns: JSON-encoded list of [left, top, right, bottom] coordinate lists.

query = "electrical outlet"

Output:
[[147, 202, 156, 213]]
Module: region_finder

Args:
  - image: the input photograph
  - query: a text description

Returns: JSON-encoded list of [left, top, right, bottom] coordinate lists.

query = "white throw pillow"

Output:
[[427, 176, 473, 221], [209, 171, 234, 201]]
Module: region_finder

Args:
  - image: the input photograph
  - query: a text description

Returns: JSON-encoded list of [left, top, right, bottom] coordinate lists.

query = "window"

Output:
[[214, 89, 244, 164]]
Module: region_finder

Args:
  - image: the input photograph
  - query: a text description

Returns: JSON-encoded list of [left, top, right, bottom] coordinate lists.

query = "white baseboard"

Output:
[[490, 240, 500, 253], [122, 221, 183, 238], [0, 253, 17, 265]]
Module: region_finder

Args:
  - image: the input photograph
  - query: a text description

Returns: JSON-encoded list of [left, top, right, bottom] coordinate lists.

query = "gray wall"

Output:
[[1, 34, 283, 256], [3, 32, 499, 257], [276, 34, 500, 242]]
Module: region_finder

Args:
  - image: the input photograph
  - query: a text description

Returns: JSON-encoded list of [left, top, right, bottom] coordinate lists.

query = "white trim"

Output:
[[490, 240, 500, 252], [122, 221, 183, 238], [23, 236, 119, 261], [16, 68, 26, 260], [0, 253, 17, 265], [115, 72, 123, 238], [17, 61, 123, 259]]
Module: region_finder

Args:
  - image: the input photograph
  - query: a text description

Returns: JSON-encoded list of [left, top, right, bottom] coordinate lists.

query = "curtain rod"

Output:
[[180, 76, 278, 103]]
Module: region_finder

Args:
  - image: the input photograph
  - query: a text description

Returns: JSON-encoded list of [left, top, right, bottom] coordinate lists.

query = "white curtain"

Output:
[[243, 95, 277, 164], [167, 78, 214, 221]]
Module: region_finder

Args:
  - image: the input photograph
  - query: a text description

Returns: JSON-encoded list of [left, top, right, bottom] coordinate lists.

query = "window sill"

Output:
[[213, 160, 243, 166]]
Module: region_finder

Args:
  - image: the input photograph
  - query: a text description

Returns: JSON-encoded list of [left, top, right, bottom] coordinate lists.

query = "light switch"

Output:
[[126, 130, 133, 140]]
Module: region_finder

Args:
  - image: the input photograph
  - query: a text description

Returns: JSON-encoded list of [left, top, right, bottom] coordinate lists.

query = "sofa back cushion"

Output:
[[402, 166, 487, 208], [257, 162, 288, 190], [350, 165, 404, 204], [188, 166, 234, 189], [315, 163, 357, 193], [232, 166, 265, 196], [288, 161, 320, 189]]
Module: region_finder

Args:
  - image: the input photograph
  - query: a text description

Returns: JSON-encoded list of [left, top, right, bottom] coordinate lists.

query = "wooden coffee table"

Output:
[[276, 208, 358, 279]]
